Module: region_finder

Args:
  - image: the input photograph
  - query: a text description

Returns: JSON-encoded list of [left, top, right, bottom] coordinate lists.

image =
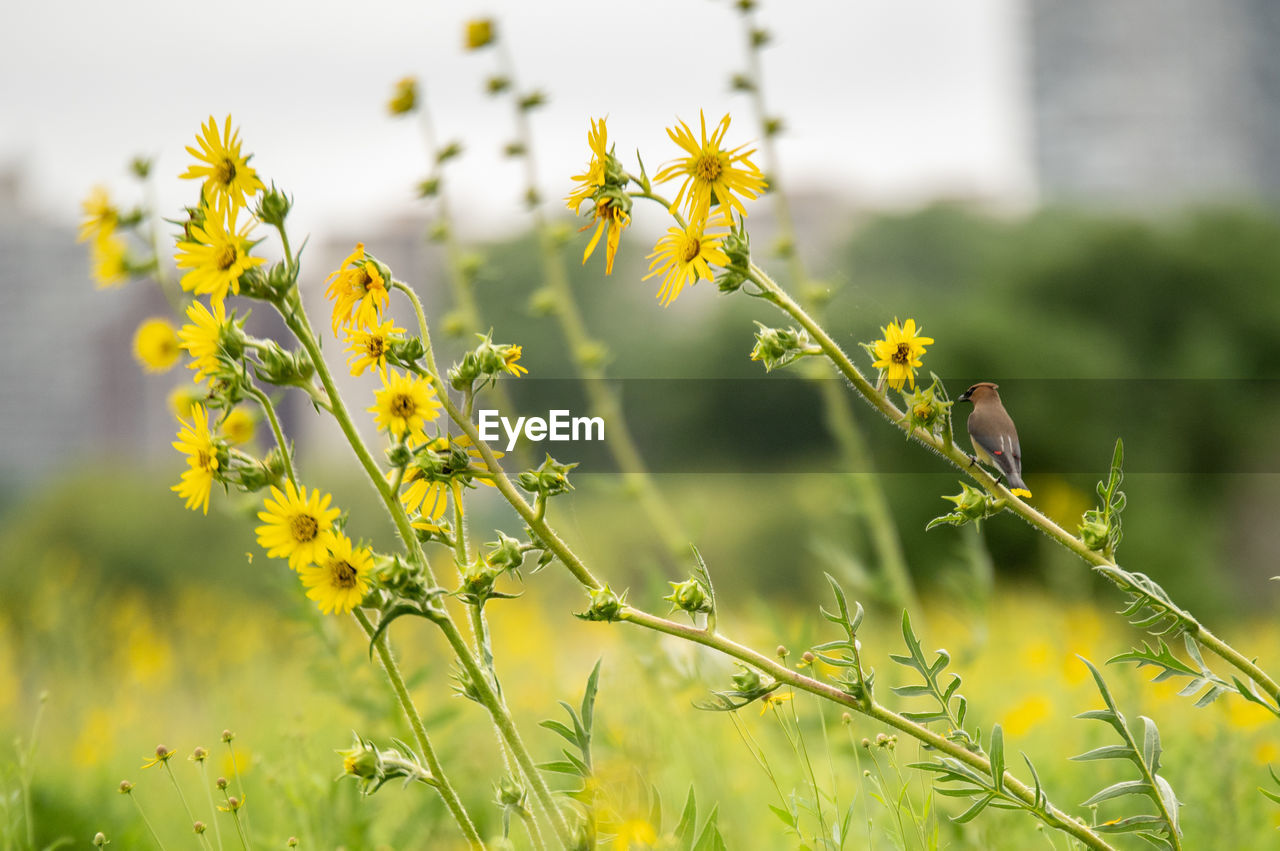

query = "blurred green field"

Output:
[[2, 466, 1278, 848]]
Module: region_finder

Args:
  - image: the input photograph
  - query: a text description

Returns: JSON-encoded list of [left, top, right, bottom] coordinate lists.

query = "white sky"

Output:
[[2, 0, 1032, 241]]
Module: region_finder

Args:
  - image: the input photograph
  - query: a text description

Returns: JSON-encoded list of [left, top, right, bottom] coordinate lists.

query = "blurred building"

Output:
[[1027, 0, 1280, 206]]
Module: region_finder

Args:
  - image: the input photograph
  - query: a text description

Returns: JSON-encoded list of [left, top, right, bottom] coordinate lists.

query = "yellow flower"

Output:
[[219, 407, 256, 445], [464, 18, 495, 50], [90, 232, 130, 289], [171, 404, 221, 515], [759, 691, 793, 715], [612, 819, 658, 850], [1001, 694, 1052, 737], [580, 196, 630, 276], [141, 745, 176, 769], [180, 115, 265, 211], [178, 299, 229, 384], [344, 319, 404, 377], [132, 318, 181, 373], [299, 531, 375, 614], [388, 77, 417, 115], [502, 345, 528, 376], [256, 481, 341, 570], [78, 185, 118, 243], [325, 243, 389, 335], [643, 220, 730, 307], [870, 318, 933, 391], [398, 435, 500, 531], [655, 111, 766, 223], [167, 384, 206, 419], [565, 117, 610, 212], [174, 199, 265, 308], [369, 369, 440, 440]]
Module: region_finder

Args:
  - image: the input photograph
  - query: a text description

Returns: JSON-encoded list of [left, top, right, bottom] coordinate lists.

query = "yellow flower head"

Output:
[[90, 232, 130, 289], [388, 77, 417, 115], [870, 318, 934, 391], [398, 435, 500, 531], [167, 383, 206, 419], [464, 18, 495, 50], [171, 404, 221, 515], [179, 299, 230, 384], [79, 185, 118, 243], [566, 117, 611, 213], [643, 220, 730, 307], [655, 111, 766, 223], [580, 196, 630, 276], [759, 690, 794, 715], [369, 369, 441, 440], [174, 199, 265, 308], [180, 115, 266, 212], [344, 319, 405, 378], [256, 481, 341, 570], [299, 531, 375, 615], [219, 406, 256, 445], [133, 318, 181, 373], [325, 243, 389, 336], [501, 345, 528, 376]]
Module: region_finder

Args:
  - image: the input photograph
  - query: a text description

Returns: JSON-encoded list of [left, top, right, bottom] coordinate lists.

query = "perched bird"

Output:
[[958, 382, 1032, 498]]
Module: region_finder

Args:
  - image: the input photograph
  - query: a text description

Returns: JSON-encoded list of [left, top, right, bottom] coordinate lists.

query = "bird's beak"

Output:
[[958, 389, 972, 402]]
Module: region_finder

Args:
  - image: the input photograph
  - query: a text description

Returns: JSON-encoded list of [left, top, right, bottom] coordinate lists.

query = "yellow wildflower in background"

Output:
[[256, 481, 341, 570], [464, 18, 495, 50], [78, 185, 118, 243], [173, 199, 265, 307], [345, 319, 404, 377], [179, 299, 229, 384], [656, 111, 766, 223], [299, 531, 374, 614], [370, 369, 440, 440], [219, 407, 256, 445], [325, 243, 389, 335], [643, 220, 730, 307], [566, 117, 610, 212], [871, 318, 933, 391], [171, 404, 221, 515], [90, 233, 130, 288], [1001, 694, 1052, 737], [180, 115, 265, 211], [132, 318, 180, 373], [388, 77, 417, 115], [580, 197, 630, 276], [167, 384, 205, 419], [759, 691, 793, 715]]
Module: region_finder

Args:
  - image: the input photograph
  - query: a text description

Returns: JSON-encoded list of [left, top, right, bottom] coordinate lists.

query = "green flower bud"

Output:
[[388, 335, 425, 365], [518, 91, 547, 111], [1079, 512, 1111, 551], [663, 578, 712, 616], [715, 223, 751, 293], [485, 75, 511, 95], [749, 322, 810, 371], [504, 141, 526, 158], [518, 455, 577, 497], [265, 260, 296, 295], [576, 584, 626, 622], [487, 532, 524, 570], [255, 184, 293, 228], [388, 77, 417, 116], [416, 177, 440, 199], [495, 774, 524, 807], [437, 141, 464, 164], [730, 73, 756, 92], [732, 665, 763, 693]]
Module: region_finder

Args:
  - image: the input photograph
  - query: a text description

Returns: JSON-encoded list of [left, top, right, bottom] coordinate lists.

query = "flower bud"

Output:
[[732, 665, 763, 693], [485, 75, 511, 95], [1079, 512, 1111, 551], [416, 177, 440, 199], [464, 18, 495, 50], [576, 584, 626, 621], [255, 184, 293, 228], [496, 774, 524, 807], [486, 532, 525, 570], [94, 832, 109, 847], [388, 77, 417, 115], [664, 578, 712, 616]]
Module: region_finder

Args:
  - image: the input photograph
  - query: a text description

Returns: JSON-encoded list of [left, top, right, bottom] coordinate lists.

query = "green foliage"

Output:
[[889, 612, 976, 750], [1072, 658, 1182, 848]]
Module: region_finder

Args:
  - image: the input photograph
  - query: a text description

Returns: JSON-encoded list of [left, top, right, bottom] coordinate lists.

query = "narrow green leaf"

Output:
[[1093, 814, 1168, 834], [538, 760, 583, 776], [581, 658, 602, 739], [951, 793, 995, 824], [675, 787, 698, 848], [768, 804, 797, 829], [1140, 716, 1162, 775], [1022, 753, 1046, 809], [1153, 774, 1181, 834], [692, 804, 727, 851], [649, 785, 662, 838], [539, 719, 577, 745], [989, 725, 1005, 794], [1070, 744, 1135, 763], [1081, 779, 1150, 807]]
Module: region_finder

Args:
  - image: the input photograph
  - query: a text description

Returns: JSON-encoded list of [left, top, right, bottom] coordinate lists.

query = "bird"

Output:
[[958, 382, 1032, 498]]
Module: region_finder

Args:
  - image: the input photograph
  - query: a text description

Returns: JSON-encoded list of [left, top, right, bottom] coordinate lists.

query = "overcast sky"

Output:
[[3, 0, 1032, 241]]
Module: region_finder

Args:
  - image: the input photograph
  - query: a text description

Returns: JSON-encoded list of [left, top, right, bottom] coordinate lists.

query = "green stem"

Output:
[[353, 609, 485, 849], [618, 607, 1116, 851], [129, 792, 168, 851], [198, 761, 224, 851], [246, 385, 295, 486], [745, 262, 1280, 706]]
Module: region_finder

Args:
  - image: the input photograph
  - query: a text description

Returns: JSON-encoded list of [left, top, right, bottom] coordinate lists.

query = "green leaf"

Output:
[[951, 793, 995, 824], [675, 787, 698, 848], [1022, 753, 1047, 810], [538, 760, 583, 776], [768, 804, 797, 829], [1081, 779, 1150, 807], [539, 719, 577, 745], [1071, 744, 1135, 763], [1140, 716, 1162, 776], [988, 724, 1005, 794], [1153, 774, 1181, 834], [1093, 814, 1169, 834], [692, 804, 727, 851]]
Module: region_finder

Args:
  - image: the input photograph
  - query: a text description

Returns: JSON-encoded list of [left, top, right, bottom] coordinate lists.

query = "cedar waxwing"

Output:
[[958, 382, 1032, 498]]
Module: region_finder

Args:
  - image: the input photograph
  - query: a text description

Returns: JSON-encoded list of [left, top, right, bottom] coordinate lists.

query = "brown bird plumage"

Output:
[[958, 382, 1032, 497]]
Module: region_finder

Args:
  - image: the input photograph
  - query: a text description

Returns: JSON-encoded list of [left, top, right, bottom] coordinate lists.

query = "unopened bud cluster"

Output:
[[750, 322, 812, 371]]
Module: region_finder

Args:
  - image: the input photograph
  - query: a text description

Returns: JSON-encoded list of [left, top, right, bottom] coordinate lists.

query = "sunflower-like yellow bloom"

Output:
[[580, 197, 630, 276], [566, 117, 610, 212], [178, 299, 228, 384], [171, 404, 221, 515], [369, 369, 441, 440], [325, 244, 389, 335], [173, 199, 265, 308], [180, 115, 266, 211], [79, 185, 118, 243], [344, 319, 404, 377], [464, 18, 495, 50], [655, 111, 766, 223], [397, 435, 499, 533], [501, 345, 528, 376], [90, 232, 130, 289], [133, 318, 181, 373], [870, 318, 934, 391], [219, 407, 256, 445], [256, 481, 341, 570], [643, 220, 730, 307], [299, 531, 375, 614]]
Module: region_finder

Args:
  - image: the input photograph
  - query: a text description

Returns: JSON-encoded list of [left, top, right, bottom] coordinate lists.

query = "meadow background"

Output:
[[3, 1, 1280, 848]]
